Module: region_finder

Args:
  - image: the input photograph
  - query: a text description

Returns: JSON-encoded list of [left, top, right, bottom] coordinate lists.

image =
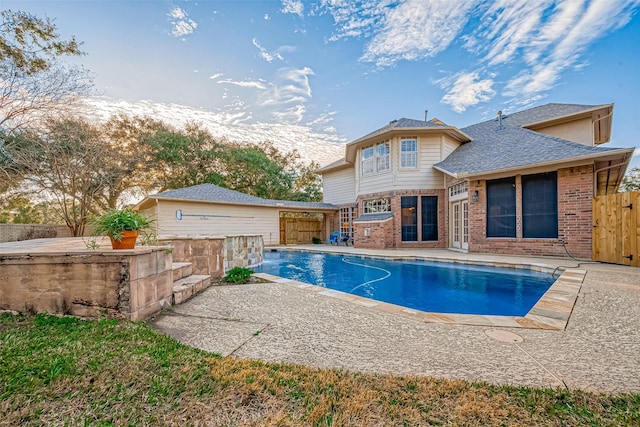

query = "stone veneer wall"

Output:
[[464, 165, 594, 259], [159, 236, 225, 277], [0, 247, 173, 321], [159, 235, 263, 275], [224, 235, 263, 271]]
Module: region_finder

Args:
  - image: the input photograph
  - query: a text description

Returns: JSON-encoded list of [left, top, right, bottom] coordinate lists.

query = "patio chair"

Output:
[[328, 230, 340, 245]]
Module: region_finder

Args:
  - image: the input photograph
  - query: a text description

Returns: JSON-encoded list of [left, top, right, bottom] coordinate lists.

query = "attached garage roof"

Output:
[[136, 184, 338, 211]]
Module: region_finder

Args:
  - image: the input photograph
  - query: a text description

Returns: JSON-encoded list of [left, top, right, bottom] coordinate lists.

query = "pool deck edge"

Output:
[[253, 257, 585, 330]]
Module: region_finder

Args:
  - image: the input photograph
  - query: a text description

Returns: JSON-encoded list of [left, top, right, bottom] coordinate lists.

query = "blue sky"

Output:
[[6, 0, 640, 168]]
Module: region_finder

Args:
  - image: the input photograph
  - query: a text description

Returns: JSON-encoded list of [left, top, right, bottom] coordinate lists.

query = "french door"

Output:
[[451, 200, 469, 250]]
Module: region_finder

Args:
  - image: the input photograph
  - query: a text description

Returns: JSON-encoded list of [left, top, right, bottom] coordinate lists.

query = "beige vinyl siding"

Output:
[[358, 135, 447, 195], [441, 136, 460, 158], [322, 167, 356, 205], [532, 117, 593, 146], [393, 135, 445, 190], [138, 206, 159, 236], [156, 200, 280, 246]]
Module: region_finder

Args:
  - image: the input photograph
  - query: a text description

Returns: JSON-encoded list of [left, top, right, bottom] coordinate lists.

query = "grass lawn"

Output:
[[1, 313, 638, 426]]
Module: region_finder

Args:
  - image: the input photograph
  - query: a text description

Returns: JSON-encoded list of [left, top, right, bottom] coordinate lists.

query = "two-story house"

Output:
[[318, 103, 634, 259]]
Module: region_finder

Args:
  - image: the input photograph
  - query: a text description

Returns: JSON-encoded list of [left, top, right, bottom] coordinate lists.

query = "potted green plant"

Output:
[[92, 209, 151, 250]]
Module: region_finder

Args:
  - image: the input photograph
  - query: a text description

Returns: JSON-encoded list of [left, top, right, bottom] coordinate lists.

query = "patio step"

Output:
[[172, 274, 211, 305], [172, 262, 193, 282]]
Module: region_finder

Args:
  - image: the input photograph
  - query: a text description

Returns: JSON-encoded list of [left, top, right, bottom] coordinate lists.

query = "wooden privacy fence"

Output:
[[279, 217, 323, 245], [592, 191, 639, 267]]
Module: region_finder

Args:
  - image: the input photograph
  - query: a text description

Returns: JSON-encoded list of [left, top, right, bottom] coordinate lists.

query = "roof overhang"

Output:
[[434, 148, 634, 192], [345, 127, 472, 163], [316, 157, 352, 174], [523, 104, 614, 145]]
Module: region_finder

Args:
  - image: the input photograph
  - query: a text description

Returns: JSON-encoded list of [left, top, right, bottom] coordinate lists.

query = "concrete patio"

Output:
[[148, 246, 640, 393]]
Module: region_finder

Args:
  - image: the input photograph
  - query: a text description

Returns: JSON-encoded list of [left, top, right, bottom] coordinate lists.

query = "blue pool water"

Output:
[[255, 251, 555, 316]]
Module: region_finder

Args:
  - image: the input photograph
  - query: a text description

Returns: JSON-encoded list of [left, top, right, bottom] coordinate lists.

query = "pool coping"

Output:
[[254, 248, 585, 330]]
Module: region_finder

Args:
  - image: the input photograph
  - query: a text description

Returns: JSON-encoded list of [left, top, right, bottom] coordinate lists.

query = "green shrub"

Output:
[[312, 237, 322, 244], [224, 267, 253, 284]]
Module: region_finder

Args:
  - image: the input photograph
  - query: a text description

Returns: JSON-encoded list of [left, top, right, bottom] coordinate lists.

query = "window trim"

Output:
[[363, 198, 391, 214], [360, 141, 390, 176], [522, 172, 558, 239], [400, 138, 418, 169], [486, 177, 516, 238]]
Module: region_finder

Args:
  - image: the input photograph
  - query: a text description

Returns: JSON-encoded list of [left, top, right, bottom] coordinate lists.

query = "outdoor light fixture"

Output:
[[472, 190, 479, 202]]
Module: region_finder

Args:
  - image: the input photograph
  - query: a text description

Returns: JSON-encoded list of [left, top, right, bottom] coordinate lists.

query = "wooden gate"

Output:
[[592, 192, 639, 267], [279, 217, 323, 245]]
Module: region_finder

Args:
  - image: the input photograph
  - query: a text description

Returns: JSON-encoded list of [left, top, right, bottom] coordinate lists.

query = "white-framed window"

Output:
[[376, 142, 390, 172], [361, 146, 374, 175], [449, 181, 468, 197], [363, 198, 391, 213], [361, 141, 390, 175], [400, 138, 417, 168]]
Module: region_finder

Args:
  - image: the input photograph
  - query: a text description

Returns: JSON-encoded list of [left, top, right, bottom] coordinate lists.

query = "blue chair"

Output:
[[328, 230, 340, 245]]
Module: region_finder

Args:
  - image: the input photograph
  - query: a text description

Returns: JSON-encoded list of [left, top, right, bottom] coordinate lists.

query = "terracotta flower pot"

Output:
[[109, 230, 140, 250]]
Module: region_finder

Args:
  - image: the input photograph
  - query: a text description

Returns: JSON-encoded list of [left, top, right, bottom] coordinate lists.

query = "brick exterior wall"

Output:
[[353, 218, 394, 249], [353, 189, 447, 249], [463, 165, 594, 259]]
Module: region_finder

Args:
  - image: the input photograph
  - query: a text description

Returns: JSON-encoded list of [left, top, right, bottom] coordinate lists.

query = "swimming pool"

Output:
[[255, 251, 555, 316]]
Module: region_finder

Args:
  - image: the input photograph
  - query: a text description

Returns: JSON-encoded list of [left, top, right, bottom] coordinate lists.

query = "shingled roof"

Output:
[[148, 184, 338, 210], [434, 103, 629, 177], [497, 103, 609, 128], [357, 117, 449, 141]]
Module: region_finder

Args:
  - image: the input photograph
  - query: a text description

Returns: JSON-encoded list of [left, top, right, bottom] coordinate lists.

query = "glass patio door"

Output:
[[451, 200, 469, 250]]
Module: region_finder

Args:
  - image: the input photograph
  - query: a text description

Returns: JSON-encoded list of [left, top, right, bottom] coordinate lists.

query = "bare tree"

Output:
[[1, 10, 92, 135], [2, 118, 111, 236]]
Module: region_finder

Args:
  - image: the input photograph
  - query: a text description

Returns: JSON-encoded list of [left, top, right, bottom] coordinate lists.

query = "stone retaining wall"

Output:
[[0, 241, 172, 321]]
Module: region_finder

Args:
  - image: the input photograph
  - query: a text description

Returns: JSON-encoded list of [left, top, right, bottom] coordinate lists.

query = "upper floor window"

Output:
[[361, 146, 374, 175], [400, 138, 417, 168], [376, 142, 390, 171], [361, 141, 390, 175]]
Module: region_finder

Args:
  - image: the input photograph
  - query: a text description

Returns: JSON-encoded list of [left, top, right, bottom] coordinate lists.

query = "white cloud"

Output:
[[168, 6, 198, 38], [218, 79, 269, 90], [634, 147, 640, 157], [361, 0, 476, 67], [209, 73, 223, 80], [259, 67, 314, 106], [264, 13, 270, 21], [321, 0, 387, 41], [256, 67, 315, 123], [281, 0, 304, 17], [439, 72, 496, 113], [504, 0, 640, 96], [315, 0, 640, 113], [272, 104, 307, 123], [252, 38, 284, 62]]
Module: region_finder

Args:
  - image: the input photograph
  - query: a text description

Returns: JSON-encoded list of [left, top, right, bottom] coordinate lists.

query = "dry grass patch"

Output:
[[1, 313, 638, 426]]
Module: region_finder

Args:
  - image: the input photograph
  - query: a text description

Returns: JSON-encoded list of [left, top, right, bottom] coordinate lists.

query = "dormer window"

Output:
[[361, 141, 390, 175]]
